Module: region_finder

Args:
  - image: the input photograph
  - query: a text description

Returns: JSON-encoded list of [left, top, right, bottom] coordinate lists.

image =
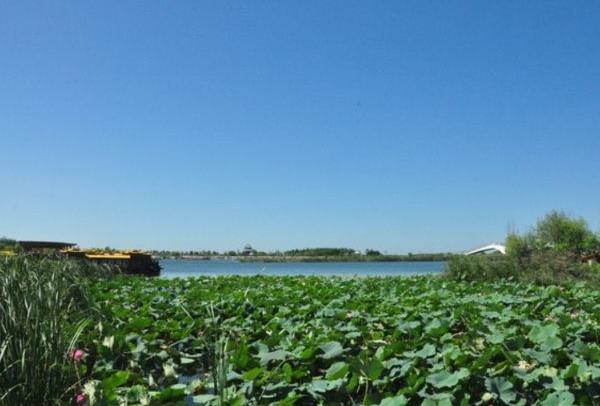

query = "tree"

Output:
[[505, 233, 533, 258], [535, 211, 599, 255], [506, 211, 600, 260]]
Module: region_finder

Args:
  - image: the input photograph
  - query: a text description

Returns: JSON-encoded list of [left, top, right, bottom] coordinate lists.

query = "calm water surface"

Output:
[[160, 259, 446, 278]]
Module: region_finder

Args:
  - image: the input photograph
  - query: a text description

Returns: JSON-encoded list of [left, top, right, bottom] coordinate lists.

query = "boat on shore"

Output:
[[63, 248, 161, 276], [3, 241, 161, 277]]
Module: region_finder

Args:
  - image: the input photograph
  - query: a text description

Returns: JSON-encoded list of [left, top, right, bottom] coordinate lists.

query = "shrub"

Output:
[[505, 233, 534, 259], [444, 255, 519, 282], [525, 251, 600, 286], [445, 252, 600, 287], [535, 211, 599, 254]]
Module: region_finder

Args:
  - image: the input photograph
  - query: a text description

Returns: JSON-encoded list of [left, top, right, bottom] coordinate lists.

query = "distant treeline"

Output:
[[384, 252, 456, 261], [151, 250, 220, 258], [152, 246, 455, 262], [283, 248, 358, 256], [240, 252, 456, 263]]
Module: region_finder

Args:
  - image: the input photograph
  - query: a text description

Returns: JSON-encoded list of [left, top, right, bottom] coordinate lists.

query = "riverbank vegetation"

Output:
[[446, 211, 600, 288]]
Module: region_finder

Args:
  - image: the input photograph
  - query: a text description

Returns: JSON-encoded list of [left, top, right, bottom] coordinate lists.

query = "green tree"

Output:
[[535, 211, 599, 254], [505, 233, 533, 258]]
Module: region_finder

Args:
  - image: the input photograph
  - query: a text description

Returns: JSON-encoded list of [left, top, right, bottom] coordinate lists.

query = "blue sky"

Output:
[[1, 1, 599, 253]]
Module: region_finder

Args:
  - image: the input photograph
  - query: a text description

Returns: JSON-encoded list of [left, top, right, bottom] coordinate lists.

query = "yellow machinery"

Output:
[[6, 241, 160, 276], [62, 248, 161, 276]]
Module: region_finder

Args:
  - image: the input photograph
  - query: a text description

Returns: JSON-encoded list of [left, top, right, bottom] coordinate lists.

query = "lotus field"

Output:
[[69, 276, 600, 405]]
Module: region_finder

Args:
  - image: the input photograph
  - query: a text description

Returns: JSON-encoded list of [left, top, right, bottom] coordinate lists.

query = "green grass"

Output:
[[77, 275, 600, 405]]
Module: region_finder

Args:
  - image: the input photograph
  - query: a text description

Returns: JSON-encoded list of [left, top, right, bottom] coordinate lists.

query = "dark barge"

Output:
[[13, 241, 161, 276]]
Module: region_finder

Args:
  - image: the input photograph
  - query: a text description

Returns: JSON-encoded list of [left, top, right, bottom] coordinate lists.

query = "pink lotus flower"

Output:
[[69, 348, 85, 362], [74, 392, 87, 406]]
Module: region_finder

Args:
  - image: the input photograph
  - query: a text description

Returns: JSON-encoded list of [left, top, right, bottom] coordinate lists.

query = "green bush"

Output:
[[445, 252, 600, 287], [525, 251, 600, 286], [0, 255, 93, 405], [535, 211, 599, 254], [454, 211, 600, 287], [445, 255, 519, 282]]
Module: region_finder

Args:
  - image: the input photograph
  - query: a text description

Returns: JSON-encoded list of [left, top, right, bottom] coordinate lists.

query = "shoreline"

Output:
[[156, 254, 453, 263], [236, 255, 454, 263]]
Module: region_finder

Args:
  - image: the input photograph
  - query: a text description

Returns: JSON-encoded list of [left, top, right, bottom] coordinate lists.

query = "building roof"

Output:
[[18, 241, 77, 251]]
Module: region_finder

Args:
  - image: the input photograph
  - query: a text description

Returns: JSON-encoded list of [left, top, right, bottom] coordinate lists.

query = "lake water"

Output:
[[160, 259, 446, 278]]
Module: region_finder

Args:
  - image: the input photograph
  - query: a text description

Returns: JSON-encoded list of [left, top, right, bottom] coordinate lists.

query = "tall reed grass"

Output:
[[0, 255, 92, 405]]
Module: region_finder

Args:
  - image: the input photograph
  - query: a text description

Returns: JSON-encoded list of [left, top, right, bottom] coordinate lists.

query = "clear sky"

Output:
[[1, 1, 599, 253]]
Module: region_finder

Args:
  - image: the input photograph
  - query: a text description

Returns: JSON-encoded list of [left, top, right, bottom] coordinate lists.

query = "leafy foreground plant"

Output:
[[80, 276, 600, 405], [0, 255, 93, 405]]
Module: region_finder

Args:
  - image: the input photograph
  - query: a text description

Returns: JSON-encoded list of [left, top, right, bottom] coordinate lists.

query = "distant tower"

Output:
[[242, 244, 254, 256]]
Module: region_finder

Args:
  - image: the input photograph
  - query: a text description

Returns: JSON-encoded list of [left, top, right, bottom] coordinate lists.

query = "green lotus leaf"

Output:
[[102, 370, 130, 392], [365, 358, 384, 380], [426, 368, 469, 388], [528, 324, 559, 344], [379, 395, 408, 406], [193, 394, 218, 405], [414, 344, 437, 359], [326, 361, 349, 380], [541, 391, 575, 406], [485, 377, 516, 404], [128, 317, 152, 330], [242, 367, 264, 380], [258, 349, 292, 365], [318, 341, 344, 360]]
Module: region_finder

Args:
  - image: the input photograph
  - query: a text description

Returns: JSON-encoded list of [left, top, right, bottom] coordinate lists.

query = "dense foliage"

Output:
[[506, 211, 600, 258], [445, 254, 600, 287], [448, 212, 600, 287], [74, 276, 600, 405], [0, 256, 92, 405]]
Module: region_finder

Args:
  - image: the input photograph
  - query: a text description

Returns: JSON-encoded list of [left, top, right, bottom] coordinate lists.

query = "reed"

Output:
[[206, 303, 233, 405], [0, 255, 91, 405]]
